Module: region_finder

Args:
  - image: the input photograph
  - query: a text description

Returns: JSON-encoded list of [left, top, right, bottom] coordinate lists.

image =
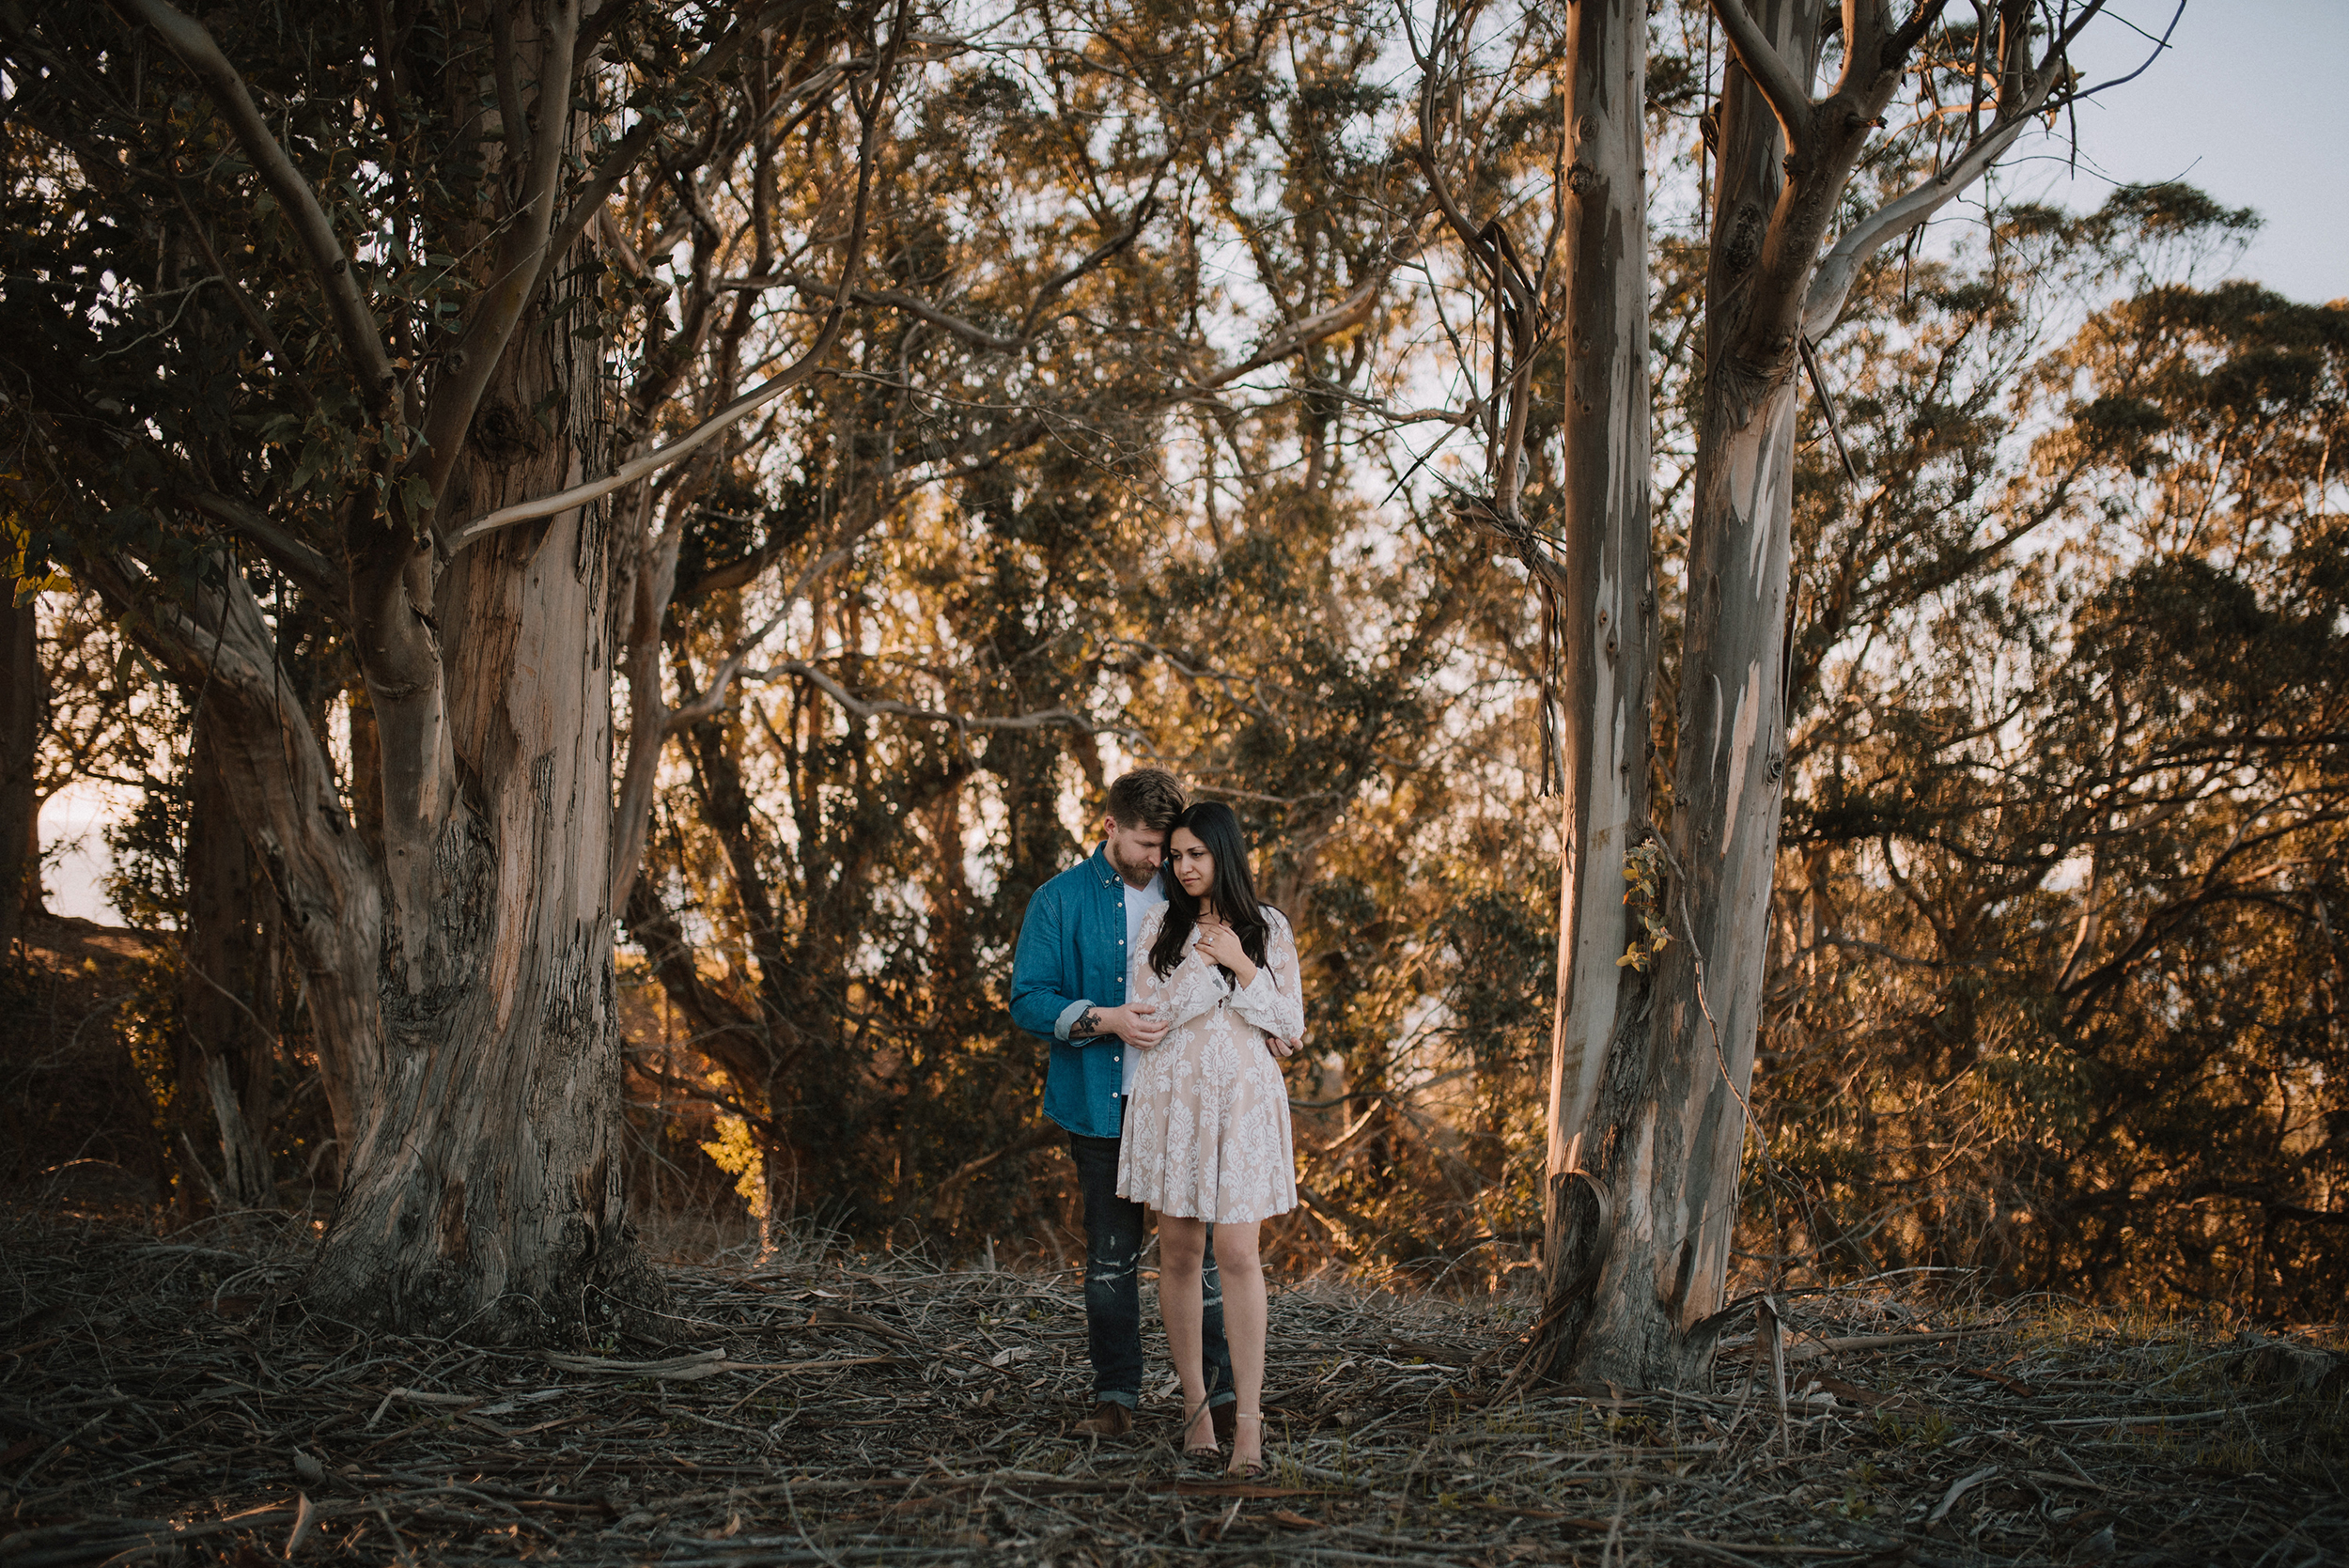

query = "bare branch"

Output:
[[1194, 275, 1386, 391], [1015, 191, 1158, 340], [754, 660, 1106, 736], [124, 0, 396, 410], [412, 0, 581, 517], [452, 0, 912, 551], [1879, 0, 1950, 72], [531, 40, 859, 314], [782, 278, 1025, 352], [2074, 0, 2181, 99], [763, 194, 1155, 354], [181, 489, 347, 611], [1706, 0, 1816, 157], [1800, 2, 2104, 338], [661, 545, 858, 734]]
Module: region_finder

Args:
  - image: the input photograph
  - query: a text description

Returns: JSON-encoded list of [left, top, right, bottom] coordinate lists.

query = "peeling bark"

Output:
[[1543, 0, 1818, 1389], [1537, 0, 2088, 1388], [1532, 0, 1658, 1374], [302, 238, 654, 1338]]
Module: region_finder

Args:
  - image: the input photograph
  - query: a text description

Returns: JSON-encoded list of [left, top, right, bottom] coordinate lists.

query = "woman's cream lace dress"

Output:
[[1116, 905, 1305, 1223]]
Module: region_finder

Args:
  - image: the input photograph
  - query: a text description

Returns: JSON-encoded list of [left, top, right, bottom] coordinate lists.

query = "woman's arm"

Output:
[[1228, 908, 1306, 1039], [1133, 908, 1228, 1032]]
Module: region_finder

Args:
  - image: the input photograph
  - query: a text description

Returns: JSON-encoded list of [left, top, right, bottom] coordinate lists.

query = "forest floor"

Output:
[[0, 1206, 2342, 1567]]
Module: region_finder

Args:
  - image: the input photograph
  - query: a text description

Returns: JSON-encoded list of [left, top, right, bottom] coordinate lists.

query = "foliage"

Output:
[[0, 0, 2337, 1322], [1755, 191, 2349, 1317]]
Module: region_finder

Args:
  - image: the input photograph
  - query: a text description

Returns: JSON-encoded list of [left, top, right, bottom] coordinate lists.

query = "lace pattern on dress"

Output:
[[1114, 904, 1303, 1222]]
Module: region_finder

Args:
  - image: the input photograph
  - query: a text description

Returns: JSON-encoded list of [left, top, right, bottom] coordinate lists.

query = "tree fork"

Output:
[[301, 199, 661, 1338], [1533, 0, 1829, 1390]]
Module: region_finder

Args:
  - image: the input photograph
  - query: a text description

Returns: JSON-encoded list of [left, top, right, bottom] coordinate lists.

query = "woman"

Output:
[[1116, 800, 1303, 1477]]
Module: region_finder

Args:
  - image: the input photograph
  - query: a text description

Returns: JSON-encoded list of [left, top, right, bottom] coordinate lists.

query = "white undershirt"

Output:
[[1118, 870, 1167, 1096]]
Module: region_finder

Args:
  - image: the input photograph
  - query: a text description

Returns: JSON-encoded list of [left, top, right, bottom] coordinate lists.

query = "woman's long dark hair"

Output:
[[1149, 801, 1273, 981]]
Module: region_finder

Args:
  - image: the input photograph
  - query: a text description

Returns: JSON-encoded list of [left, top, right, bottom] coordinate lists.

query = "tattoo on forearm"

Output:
[[1072, 1006, 1100, 1038]]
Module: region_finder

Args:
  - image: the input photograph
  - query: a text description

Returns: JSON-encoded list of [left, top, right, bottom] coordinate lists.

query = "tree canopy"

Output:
[[3, 0, 2340, 1341]]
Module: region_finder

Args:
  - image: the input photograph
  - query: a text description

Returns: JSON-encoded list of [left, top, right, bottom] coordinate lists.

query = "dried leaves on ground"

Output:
[[1, 1209, 2342, 1565]]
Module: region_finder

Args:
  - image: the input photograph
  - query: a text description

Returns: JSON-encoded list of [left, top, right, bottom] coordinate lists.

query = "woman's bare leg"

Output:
[[1157, 1216, 1215, 1451], [1212, 1220, 1266, 1470]]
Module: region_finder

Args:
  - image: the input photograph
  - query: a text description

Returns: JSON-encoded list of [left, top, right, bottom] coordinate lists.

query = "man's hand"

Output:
[[1072, 1002, 1168, 1049], [1265, 1034, 1300, 1059]]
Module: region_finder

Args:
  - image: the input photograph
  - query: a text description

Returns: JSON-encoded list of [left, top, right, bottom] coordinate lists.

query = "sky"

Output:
[[35, 0, 2346, 923], [2043, 0, 2346, 305]]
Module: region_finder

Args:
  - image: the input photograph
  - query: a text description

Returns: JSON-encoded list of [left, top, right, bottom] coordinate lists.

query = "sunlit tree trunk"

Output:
[[300, 242, 650, 1333], [1537, 0, 2098, 1386], [1540, 0, 1819, 1390], [1531, 0, 1659, 1374]]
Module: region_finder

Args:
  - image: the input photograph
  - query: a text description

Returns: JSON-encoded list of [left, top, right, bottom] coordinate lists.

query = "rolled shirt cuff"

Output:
[[1054, 999, 1093, 1042]]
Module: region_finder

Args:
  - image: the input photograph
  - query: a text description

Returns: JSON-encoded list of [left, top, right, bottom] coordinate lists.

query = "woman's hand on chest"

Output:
[[1192, 919, 1259, 987]]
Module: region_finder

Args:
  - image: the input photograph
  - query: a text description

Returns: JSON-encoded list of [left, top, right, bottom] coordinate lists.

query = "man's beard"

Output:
[[1110, 845, 1159, 885]]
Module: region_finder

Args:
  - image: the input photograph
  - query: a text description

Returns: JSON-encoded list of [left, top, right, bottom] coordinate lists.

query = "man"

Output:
[[1009, 768, 1237, 1440]]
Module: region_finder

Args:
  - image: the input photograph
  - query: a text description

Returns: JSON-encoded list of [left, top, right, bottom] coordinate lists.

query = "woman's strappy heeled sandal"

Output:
[[1223, 1412, 1266, 1480], [1182, 1401, 1221, 1463]]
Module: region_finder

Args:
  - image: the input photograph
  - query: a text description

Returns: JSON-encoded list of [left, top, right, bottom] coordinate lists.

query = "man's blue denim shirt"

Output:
[[1009, 843, 1140, 1140]]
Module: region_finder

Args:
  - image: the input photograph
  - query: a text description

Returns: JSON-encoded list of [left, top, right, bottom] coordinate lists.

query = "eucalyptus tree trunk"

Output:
[[1536, 0, 2101, 1387], [122, 0, 653, 1337], [1531, 0, 1659, 1372], [1539, 0, 1819, 1391], [18, 0, 895, 1335], [301, 269, 645, 1334]]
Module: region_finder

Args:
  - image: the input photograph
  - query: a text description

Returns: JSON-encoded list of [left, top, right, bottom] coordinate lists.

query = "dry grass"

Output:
[[1, 1205, 2342, 1566]]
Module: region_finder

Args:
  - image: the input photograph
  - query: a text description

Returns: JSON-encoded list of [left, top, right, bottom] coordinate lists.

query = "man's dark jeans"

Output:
[[1068, 1124, 1235, 1411]]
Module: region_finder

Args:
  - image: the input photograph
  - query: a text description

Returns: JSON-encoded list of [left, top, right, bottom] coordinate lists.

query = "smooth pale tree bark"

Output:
[[1535, 0, 2112, 1387], [1532, 0, 1658, 1363], [1548, 1, 1823, 1389]]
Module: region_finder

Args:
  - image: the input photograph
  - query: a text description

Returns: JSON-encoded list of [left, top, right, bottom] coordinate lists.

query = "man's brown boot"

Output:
[[1210, 1403, 1237, 1446], [1073, 1401, 1133, 1438]]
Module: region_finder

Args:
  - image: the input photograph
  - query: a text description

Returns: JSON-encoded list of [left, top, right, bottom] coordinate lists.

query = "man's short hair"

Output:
[[1104, 768, 1187, 832]]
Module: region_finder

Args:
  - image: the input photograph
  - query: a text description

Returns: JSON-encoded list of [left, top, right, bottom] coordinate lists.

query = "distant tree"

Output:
[[1760, 214, 2349, 1318], [0, 588, 33, 953]]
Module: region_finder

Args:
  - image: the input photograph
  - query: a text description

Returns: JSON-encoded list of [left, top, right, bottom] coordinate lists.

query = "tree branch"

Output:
[[767, 192, 1157, 355], [530, 33, 858, 316], [661, 545, 857, 735], [1016, 191, 1158, 340], [1194, 274, 1387, 391], [751, 661, 1109, 737], [451, 0, 911, 551], [1707, 0, 1816, 157], [1800, 1, 2103, 338], [412, 0, 581, 518], [180, 489, 347, 612], [124, 0, 396, 411]]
